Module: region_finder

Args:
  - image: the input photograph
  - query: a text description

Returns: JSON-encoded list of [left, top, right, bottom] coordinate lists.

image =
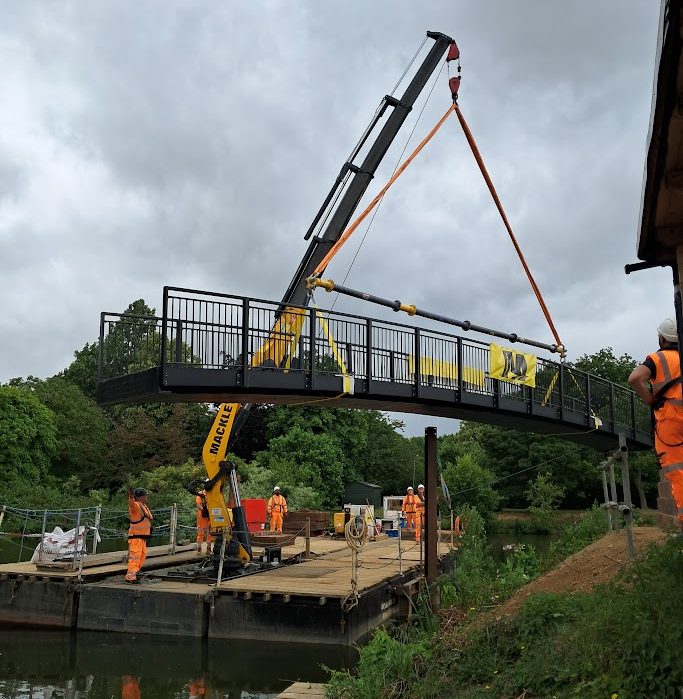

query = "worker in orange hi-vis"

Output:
[[195, 488, 212, 545], [188, 678, 207, 699], [267, 486, 288, 532], [121, 676, 141, 699], [402, 486, 418, 534], [414, 484, 426, 542], [629, 318, 683, 532], [125, 488, 153, 583]]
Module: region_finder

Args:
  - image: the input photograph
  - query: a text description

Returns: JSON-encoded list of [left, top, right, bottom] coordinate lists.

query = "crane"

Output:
[[196, 31, 457, 572]]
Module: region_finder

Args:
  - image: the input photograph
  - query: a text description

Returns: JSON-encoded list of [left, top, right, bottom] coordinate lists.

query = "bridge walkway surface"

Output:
[[96, 287, 652, 451]]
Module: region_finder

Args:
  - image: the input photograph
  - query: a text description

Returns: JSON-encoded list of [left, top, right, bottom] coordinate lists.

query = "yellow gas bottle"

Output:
[[333, 512, 345, 535]]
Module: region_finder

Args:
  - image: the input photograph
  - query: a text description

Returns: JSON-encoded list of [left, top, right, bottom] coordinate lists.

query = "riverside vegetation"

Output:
[[327, 508, 683, 698]]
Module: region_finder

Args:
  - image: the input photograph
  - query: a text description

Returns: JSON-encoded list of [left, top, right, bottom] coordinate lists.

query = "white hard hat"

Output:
[[658, 318, 678, 343], [273, 485, 281, 492], [418, 484, 425, 489], [407, 486, 414, 492]]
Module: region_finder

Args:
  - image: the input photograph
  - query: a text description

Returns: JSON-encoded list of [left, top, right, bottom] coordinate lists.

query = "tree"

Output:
[[573, 347, 637, 385], [25, 377, 108, 484], [0, 386, 58, 505], [442, 452, 500, 519], [255, 428, 345, 508], [61, 342, 99, 399]]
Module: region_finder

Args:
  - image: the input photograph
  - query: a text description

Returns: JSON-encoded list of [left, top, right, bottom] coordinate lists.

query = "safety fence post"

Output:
[[609, 461, 619, 530], [169, 503, 178, 555], [450, 510, 454, 551], [216, 534, 227, 588], [92, 506, 101, 555], [72, 509, 82, 572], [601, 463, 613, 531], [38, 510, 48, 564], [17, 510, 29, 563], [398, 526, 403, 575], [305, 518, 311, 559], [309, 306, 317, 390], [241, 298, 250, 387], [618, 434, 636, 560]]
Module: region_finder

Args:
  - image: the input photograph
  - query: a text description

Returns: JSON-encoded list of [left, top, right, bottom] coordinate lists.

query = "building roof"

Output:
[[638, 0, 683, 265]]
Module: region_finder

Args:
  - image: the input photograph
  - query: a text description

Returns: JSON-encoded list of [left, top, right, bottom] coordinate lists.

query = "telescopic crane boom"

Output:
[[200, 31, 456, 567]]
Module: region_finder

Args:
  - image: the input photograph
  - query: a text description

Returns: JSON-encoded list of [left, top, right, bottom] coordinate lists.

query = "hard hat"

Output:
[[658, 318, 678, 343], [133, 487, 147, 498], [273, 485, 281, 492], [418, 484, 425, 489], [407, 486, 414, 492]]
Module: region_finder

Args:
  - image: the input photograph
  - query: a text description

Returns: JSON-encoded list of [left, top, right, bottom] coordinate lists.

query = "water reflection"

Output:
[[0, 630, 356, 698]]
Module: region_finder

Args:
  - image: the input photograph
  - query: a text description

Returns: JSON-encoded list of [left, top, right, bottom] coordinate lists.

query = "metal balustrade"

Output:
[[97, 286, 653, 450]]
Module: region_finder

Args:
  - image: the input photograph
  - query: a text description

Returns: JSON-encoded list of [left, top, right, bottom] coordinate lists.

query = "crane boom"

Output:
[[201, 31, 456, 564]]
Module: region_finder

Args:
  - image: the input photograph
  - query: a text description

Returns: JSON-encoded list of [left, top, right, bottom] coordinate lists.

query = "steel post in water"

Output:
[[92, 506, 101, 555], [38, 510, 48, 563], [424, 426, 438, 584], [618, 434, 636, 560]]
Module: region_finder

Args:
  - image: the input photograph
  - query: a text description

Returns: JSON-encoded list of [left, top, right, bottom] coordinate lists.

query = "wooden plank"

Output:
[[277, 682, 327, 698]]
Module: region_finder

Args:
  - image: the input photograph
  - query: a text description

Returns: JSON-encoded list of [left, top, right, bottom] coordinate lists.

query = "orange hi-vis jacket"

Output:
[[267, 493, 288, 515], [648, 349, 683, 464], [128, 496, 153, 540], [415, 494, 425, 515], [402, 493, 418, 514]]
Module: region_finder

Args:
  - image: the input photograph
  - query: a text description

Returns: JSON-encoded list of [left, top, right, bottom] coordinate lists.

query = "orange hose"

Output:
[[454, 103, 564, 351], [314, 103, 456, 276]]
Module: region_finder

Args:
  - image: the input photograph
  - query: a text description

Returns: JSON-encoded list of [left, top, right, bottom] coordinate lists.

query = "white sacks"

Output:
[[30, 526, 98, 563]]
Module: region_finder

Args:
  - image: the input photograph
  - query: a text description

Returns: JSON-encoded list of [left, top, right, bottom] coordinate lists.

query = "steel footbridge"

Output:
[[96, 287, 652, 451]]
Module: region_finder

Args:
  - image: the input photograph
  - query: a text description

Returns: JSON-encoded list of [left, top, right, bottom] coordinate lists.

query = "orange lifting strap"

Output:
[[312, 59, 564, 355], [313, 103, 456, 276]]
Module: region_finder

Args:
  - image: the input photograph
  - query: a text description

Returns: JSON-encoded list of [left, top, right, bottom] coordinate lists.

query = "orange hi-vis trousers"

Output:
[[655, 405, 683, 525], [125, 538, 147, 581], [270, 512, 284, 532], [196, 515, 212, 543]]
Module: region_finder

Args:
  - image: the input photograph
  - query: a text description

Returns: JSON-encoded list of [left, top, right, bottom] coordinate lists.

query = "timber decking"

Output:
[[216, 538, 450, 599]]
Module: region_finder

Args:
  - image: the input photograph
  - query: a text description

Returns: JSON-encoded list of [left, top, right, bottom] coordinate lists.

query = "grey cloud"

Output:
[[0, 1, 668, 435]]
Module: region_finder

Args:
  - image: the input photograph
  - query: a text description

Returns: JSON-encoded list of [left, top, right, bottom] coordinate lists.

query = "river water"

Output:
[[0, 629, 356, 698], [0, 530, 553, 697]]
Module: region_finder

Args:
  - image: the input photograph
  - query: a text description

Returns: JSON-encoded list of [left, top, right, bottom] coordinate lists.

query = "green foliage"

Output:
[[439, 506, 541, 611], [255, 427, 345, 508], [18, 377, 108, 483], [442, 452, 500, 520], [573, 346, 637, 385], [440, 540, 683, 698], [327, 628, 433, 699], [0, 385, 58, 505], [61, 341, 99, 399], [525, 472, 566, 532], [544, 505, 608, 568]]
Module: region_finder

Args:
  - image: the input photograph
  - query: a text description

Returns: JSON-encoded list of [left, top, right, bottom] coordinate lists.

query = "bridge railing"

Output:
[[97, 287, 652, 441]]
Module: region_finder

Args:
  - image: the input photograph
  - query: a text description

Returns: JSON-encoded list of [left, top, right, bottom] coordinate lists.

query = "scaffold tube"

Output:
[[307, 277, 565, 355]]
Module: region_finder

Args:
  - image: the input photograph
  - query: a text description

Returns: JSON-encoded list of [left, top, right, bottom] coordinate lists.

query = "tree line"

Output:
[[0, 300, 660, 516]]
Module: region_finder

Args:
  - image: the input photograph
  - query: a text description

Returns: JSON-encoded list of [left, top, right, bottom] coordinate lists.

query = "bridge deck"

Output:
[[96, 287, 652, 451]]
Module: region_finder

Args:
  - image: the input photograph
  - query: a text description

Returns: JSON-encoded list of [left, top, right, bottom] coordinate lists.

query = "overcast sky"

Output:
[[0, 2, 667, 435]]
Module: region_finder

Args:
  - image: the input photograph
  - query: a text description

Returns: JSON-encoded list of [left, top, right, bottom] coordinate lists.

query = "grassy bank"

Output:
[[327, 509, 682, 698]]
